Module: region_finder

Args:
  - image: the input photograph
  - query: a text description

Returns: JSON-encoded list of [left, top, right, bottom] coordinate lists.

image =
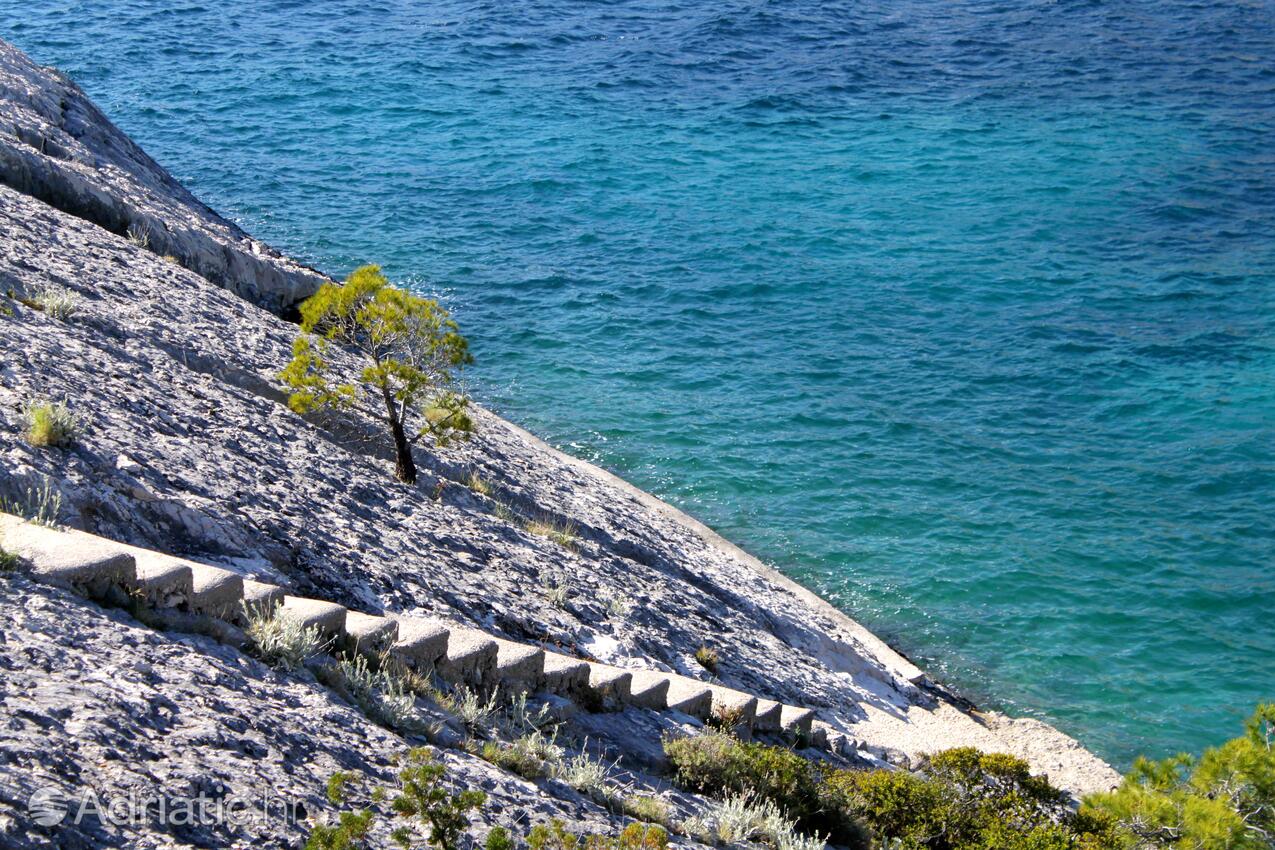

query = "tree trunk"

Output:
[[389, 415, 417, 484], [380, 382, 417, 484]]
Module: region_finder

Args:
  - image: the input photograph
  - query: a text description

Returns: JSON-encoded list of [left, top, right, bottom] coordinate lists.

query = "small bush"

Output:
[[665, 731, 863, 845], [0, 478, 62, 526], [0, 545, 20, 572], [447, 684, 499, 733], [601, 592, 634, 618], [243, 604, 327, 670], [622, 795, 670, 827], [694, 645, 719, 674], [305, 809, 374, 850], [482, 728, 563, 780], [541, 581, 571, 608], [335, 652, 419, 732], [29, 284, 81, 321], [526, 819, 669, 850], [712, 794, 825, 850], [486, 827, 514, 850], [555, 750, 619, 804], [23, 400, 82, 448], [824, 748, 1112, 850], [391, 748, 487, 850]]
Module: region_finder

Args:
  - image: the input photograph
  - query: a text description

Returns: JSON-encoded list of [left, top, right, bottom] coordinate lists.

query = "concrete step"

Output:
[[664, 675, 713, 717], [187, 562, 246, 618], [391, 617, 450, 671], [585, 663, 632, 705], [242, 579, 285, 611], [127, 550, 193, 609], [708, 685, 759, 727], [540, 651, 590, 695], [753, 698, 783, 732], [492, 638, 544, 687], [279, 596, 347, 638], [779, 705, 815, 736], [627, 670, 672, 710], [344, 611, 399, 654], [436, 624, 498, 686], [1, 514, 135, 597]]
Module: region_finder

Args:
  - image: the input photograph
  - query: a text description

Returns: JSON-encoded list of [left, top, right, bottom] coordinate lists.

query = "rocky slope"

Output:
[[0, 36, 1118, 848]]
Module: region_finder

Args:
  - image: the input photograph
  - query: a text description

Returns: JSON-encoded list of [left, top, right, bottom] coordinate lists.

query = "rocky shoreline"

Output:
[[1, 36, 1117, 847]]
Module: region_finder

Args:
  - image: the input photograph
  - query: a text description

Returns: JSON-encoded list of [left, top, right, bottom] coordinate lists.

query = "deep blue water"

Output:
[[5, 0, 1274, 768]]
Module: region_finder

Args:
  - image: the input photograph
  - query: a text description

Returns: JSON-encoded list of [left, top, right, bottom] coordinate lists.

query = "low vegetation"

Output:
[[242, 604, 328, 670], [693, 645, 719, 675], [0, 477, 63, 526], [309, 750, 667, 850], [125, 223, 151, 248], [662, 730, 1131, 850], [280, 264, 473, 485], [664, 730, 859, 844], [27, 283, 81, 320], [23, 399, 83, 448], [525, 516, 579, 552], [333, 651, 420, 733], [466, 470, 492, 496], [0, 543, 19, 572]]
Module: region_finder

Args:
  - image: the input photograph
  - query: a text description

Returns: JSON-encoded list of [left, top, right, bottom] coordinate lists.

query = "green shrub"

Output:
[[526, 819, 669, 850], [824, 748, 1115, 850], [622, 794, 670, 826], [1083, 703, 1275, 849], [0, 545, 19, 572], [391, 748, 487, 850], [23, 400, 82, 448], [305, 808, 374, 850], [663, 731, 861, 844], [693, 645, 719, 674], [485, 827, 514, 850]]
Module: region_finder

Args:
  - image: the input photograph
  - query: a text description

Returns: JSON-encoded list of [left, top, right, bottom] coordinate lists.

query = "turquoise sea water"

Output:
[[4, 1, 1273, 767]]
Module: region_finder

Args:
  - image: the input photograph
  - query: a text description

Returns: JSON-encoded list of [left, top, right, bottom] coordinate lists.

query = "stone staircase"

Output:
[[0, 512, 857, 756]]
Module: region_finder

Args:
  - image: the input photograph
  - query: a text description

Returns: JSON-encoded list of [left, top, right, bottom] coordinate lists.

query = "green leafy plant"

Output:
[[391, 748, 487, 850], [1083, 703, 1275, 849], [23, 399, 82, 448], [485, 827, 514, 850], [305, 808, 375, 850], [0, 544, 20, 572], [824, 747, 1113, 850], [664, 731, 833, 834], [280, 264, 473, 484]]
